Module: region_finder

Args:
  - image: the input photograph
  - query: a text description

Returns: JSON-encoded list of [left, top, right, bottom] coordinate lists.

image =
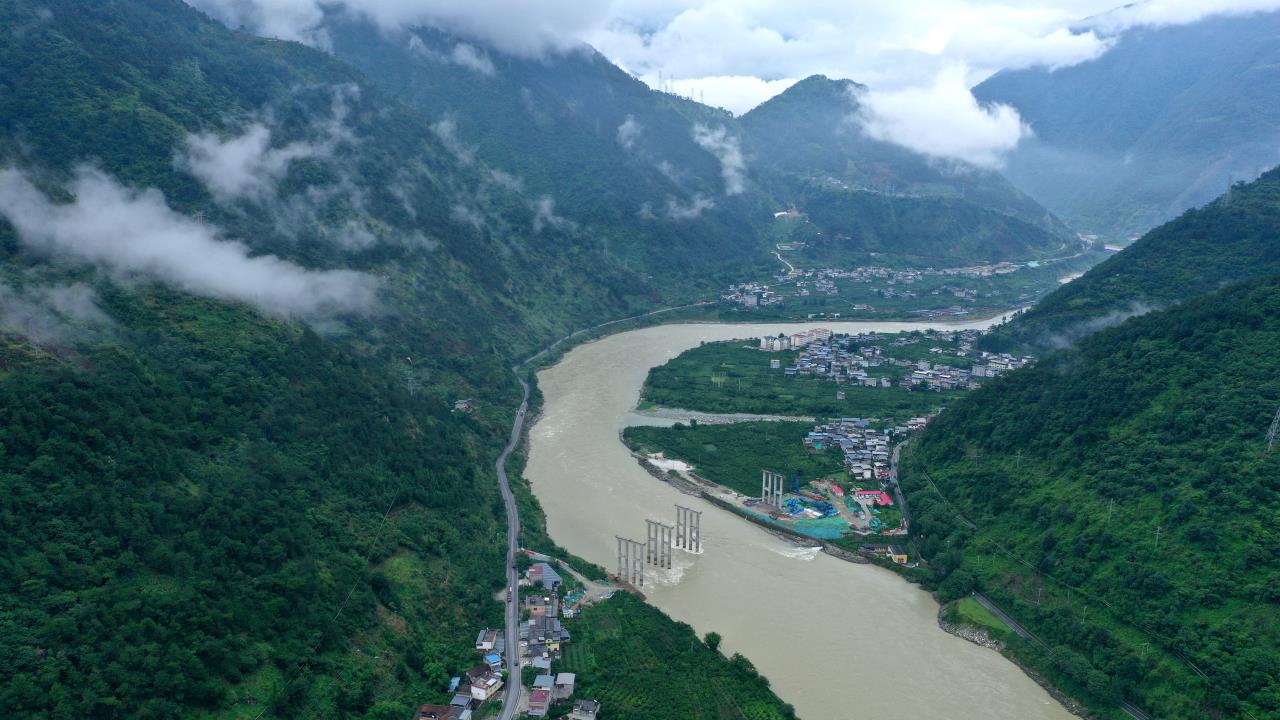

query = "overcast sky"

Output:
[[187, 0, 1280, 166]]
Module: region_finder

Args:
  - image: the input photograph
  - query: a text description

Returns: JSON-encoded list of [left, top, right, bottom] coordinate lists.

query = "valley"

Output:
[[522, 317, 1076, 720], [1, 2, 1277, 719]]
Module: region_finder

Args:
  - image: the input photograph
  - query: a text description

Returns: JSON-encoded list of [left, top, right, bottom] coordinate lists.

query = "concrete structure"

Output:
[[527, 688, 552, 717], [674, 505, 702, 553], [469, 674, 503, 702], [570, 700, 601, 720], [645, 519, 674, 568], [761, 469, 786, 508], [616, 536, 645, 586], [554, 672, 576, 700]]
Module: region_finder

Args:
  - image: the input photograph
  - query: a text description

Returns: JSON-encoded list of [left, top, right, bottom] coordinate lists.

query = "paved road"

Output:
[[971, 591, 1041, 645], [492, 301, 710, 720], [1120, 701, 1152, 720], [494, 375, 530, 720], [972, 592, 1157, 720], [889, 443, 911, 529]]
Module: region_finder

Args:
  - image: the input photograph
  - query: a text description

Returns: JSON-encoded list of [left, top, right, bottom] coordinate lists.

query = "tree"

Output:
[[704, 631, 722, 653]]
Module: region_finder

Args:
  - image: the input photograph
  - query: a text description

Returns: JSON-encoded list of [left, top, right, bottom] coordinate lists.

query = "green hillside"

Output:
[[901, 276, 1280, 719], [742, 74, 1071, 241], [975, 11, 1280, 240], [328, 27, 1074, 272], [561, 593, 797, 720], [986, 166, 1280, 352], [326, 19, 772, 281], [0, 1, 784, 717]]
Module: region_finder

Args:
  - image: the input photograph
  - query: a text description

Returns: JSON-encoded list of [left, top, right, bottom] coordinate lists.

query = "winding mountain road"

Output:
[[492, 301, 712, 720], [494, 375, 529, 720]]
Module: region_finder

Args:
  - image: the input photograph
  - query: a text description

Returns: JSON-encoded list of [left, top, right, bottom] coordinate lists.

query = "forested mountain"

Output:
[[741, 75, 1069, 237], [901, 276, 1280, 719], [986, 165, 1280, 352], [734, 75, 1074, 264], [0, 1, 775, 717], [975, 10, 1280, 241], [325, 19, 772, 279], [322, 24, 1074, 270]]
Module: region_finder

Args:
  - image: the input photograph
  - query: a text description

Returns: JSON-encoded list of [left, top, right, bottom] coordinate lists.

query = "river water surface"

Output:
[[525, 319, 1073, 720]]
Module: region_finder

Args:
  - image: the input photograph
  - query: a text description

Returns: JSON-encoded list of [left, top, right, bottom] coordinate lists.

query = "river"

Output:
[[524, 318, 1074, 720]]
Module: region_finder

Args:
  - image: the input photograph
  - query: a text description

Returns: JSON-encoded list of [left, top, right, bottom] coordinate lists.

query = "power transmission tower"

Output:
[[1154, 525, 1162, 551], [1267, 406, 1280, 452]]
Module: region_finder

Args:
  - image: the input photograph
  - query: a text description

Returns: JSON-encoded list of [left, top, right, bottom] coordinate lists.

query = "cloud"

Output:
[[943, 24, 1108, 71], [532, 195, 576, 233], [0, 281, 112, 345], [664, 193, 715, 220], [1042, 301, 1157, 349], [431, 117, 475, 166], [179, 86, 358, 203], [451, 203, 485, 230], [616, 115, 642, 150], [187, 0, 617, 56], [186, 0, 332, 47], [856, 66, 1031, 169], [1077, 0, 1280, 35], [691, 123, 746, 195], [450, 42, 497, 74], [407, 34, 498, 75], [188, 1, 1280, 116], [181, 123, 320, 202], [651, 75, 800, 115], [0, 166, 377, 318]]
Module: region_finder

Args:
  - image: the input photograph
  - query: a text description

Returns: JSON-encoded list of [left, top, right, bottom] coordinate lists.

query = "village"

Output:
[[740, 415, 914, 545], [721, 329, 1032, 561], [761, 327, 1031, 392], [721, 261, 1033, 313], [412, 557, 609, 720]]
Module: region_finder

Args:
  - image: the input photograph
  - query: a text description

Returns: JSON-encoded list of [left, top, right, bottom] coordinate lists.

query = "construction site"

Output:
[[743, 469, 906, 540]]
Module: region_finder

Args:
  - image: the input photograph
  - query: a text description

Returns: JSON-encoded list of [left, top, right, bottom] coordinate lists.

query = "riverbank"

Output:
[[523, 317, 1077, 720]]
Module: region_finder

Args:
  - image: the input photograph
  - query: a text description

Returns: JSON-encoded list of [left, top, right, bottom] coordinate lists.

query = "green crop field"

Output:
[[561, 593, 796, 720], [623, 421, 845, 496]]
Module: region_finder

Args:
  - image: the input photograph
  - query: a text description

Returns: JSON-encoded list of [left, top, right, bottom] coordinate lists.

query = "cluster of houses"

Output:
[[758, 327, 832, 352], [722, 282, 783, 308], [803, 418, 893, 481], [431, 560, 599, 720], [766, 330, 1032, 393], [775, 332, 894, 385], [519, 562, 601, 720], [413, 656, 503, 720]]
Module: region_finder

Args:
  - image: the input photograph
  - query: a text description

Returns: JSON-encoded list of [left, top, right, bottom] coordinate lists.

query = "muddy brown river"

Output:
[[525, 319, 1073, 720]]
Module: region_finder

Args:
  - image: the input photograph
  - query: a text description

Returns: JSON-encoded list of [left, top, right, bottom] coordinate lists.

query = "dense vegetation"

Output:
[[560, 593, 797, 720], [796, 184, 1069, 263], [623, 421, 845, 496], [740, 74, 1070, 242], [327, 28, 1073, 274], [901, 276, 1280, 719], [975, 11, 1280, 240], [0, 291, 505, 718], [641, 340, 954, 421], [0, 1, 787, 717], [986, 166, 1280, 353]]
